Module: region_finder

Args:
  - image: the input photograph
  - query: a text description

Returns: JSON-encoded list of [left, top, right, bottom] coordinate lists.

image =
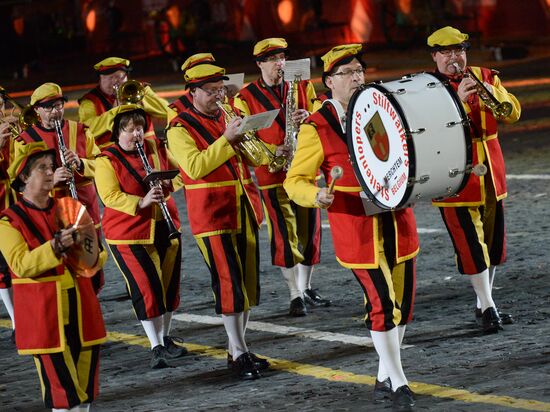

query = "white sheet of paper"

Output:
[[237, 109, 280, 134], [224, 73, 244, 90], [284, 58, 311, 82]]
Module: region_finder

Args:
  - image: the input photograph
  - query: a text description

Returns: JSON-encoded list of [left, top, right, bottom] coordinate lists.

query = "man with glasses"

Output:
[[167, 63, 270, 380], [427, 26, 521, 333], [284, 44, 418, 410], [14, 83, 104, 293], [233, 37, 328, 318], [78, 57, 171, 149]]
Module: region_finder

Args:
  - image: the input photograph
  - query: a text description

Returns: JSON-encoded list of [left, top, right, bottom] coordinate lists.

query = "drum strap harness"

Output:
[[319, 100, 346, 143]]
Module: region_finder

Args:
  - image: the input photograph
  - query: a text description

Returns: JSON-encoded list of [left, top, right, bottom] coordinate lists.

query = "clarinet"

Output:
[[53, 119, 79, 200], [134, 139, 180, 239]]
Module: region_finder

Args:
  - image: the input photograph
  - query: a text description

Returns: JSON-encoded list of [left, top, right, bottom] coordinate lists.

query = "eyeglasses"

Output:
[[331, 68, 364, 78], [263, 54, 286, 63], [438, 48, 466, 57], [200, 87, 226, 97], [40, 102, 65, 113]]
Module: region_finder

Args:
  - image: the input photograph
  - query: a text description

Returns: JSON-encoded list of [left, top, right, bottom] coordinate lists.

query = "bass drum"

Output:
[[347, 72, 472, 213]]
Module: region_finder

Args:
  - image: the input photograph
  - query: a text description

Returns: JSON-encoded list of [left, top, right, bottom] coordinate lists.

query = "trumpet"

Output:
[[53, 119, 79, 200], [452, 63, 513, 119], [115, 80, 146, 105], [0, 85, 38, 138], [134, 138, 180, 239], [216, 102, 286, 173]]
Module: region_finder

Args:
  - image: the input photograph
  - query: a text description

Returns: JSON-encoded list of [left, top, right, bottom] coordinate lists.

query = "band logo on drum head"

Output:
[[365, 112, 389, 162]]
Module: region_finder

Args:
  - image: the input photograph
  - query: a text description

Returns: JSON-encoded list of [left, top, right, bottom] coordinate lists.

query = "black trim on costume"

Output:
[[247, 82, 286, 131], [86, 345, 100, 402], [37, 357, 54, 408], [11, 204, 47, 244], [202, 237, 222, 314], [266, 187, 295, 268], [220, 233, 245, 313], [50, 351, 81, 407], [367, 267, 396, 331], [89, 88, 113, 111], [317, 105, 346, 144], [26, 126, 43, 142], [105, 147, 149, 194], [129, 243, 166, 317]]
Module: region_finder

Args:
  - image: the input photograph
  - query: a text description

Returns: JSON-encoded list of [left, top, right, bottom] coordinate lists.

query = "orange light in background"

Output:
[[166, 5, 181, 29], [397, 0, 413, 15], [13, 17, 24, 36], [86, 9, 96, 32], [278, 0, 293, 25]]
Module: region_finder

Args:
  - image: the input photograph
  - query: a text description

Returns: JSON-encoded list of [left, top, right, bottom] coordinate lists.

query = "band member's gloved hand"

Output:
[[223, 117, 244, 145], [316, 188, 334, 209], [139, 185, 164, 209], [54, 166, 74, 185], [291, 109, 309, 124]]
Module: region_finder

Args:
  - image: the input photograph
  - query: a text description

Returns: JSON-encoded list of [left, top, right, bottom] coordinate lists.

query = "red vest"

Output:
[[100, 140, 180, 242], [434, 66, 507, 206], [1, 199, 106, 354], [16, 120, 101, 224], [170, 109, 263, 236], [0, 140, 16, 210], [236, 78, 311, 186], [307, 104, 419, 268], [169, 91, 193, 113]]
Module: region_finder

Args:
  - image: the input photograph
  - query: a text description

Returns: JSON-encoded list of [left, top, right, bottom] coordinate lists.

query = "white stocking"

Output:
[[281, 266, 302, 300], [297, 264, 314, 293], [0, 288, 15, 328], [141, 315, 164, 349], [488, 265, 497, 289], [371, 328, 408, 391], [78, 404, 90, 412], [163, 311, 173, 337], [377, 325, 407, 382], [222, 313, 248, 359], [470, 269, 495, 312]]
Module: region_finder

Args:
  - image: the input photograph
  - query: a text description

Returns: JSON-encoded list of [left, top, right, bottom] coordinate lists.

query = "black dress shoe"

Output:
[[150, 345, 169, 369], [228, 352, 270, 371], [373, 377, 392, 402], [234, 352, 261, 380], [163, 336, 188, 358], [475, 307, 514, 325], [289, 297, 307, 317], [303, 289, 332, 307], [481, 307, 504, 334], [392, 385, 415, 411]]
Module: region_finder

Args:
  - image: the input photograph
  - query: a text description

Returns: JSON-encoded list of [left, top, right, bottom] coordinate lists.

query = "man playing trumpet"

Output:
[[427, 26, 521, 333], [233, 38, 328, 317], [14, 83, 104, 293], [284, 44, 418, 410]]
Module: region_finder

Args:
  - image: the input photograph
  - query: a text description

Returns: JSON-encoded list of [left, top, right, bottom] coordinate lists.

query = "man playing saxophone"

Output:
[[427, 26, 521, 333], [78, 57, 171, 148], [167, 62, 270, 380], [13, 83, 105, 293], [233, 38, 329, 317]]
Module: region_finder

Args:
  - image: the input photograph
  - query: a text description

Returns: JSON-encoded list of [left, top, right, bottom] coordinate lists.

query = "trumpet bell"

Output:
[[117, 80, 145, 104]]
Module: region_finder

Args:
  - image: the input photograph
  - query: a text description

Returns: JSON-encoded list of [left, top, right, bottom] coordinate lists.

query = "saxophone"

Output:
[[283, 74, 301, 170]]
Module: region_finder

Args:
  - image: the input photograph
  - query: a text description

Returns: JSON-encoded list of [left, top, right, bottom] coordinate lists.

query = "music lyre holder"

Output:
[[143, 169, 180, 185], [283, 58, 311, 82]]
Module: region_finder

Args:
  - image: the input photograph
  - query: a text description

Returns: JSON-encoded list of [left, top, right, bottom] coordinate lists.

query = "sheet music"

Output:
[[284, 58, 311, 82], [236, 109, 280, 134]]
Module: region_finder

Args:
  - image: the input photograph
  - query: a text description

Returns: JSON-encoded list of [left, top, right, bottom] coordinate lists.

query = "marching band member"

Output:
[[284, 44, 418, 410], [427, 27, 521, 333], [0, 94, 16, 341], [233, 38, 328, 317], [78, 57, 171, 148], [167, 62, 270, 380], [94, 105, 185, 369], [14, 83, 104, 294], [0, 142, 107, 412]]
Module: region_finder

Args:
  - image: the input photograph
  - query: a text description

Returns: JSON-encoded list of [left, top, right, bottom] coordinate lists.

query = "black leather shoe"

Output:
[[289, 297, 307, 317], [373, 377, 392, 402], [481, 307, 503, 334], [234, 352, 261, 380], [228, 352, 270, 371], [475, 307, 514, 325], [392, 385, 415, 411], [150, 345, 169, 369], [304, 289, 332, 307], [163, 336, 188, 358]]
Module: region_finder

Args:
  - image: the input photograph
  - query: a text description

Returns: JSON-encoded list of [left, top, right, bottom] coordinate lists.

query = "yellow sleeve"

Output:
[[304, 81, 318, 112], [76, 128, 100, 179], [166, 147, 184, 192], [78, 98, 98, 124], [492, 75, 521, 124], [283, 122, 324, 208], [167, 124, 237, 180], [142, 86, 171, 121], [94, 156, 141, 216], [232, 95, 251, 117], [0, 218, 63, 278]]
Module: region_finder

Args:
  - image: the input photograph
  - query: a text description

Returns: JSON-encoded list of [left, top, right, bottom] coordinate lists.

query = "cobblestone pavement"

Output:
[[1, 49, 549, 412]]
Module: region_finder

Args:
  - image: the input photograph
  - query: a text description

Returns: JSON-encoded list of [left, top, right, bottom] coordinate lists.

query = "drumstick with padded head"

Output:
[[327, 166, 344, 195]]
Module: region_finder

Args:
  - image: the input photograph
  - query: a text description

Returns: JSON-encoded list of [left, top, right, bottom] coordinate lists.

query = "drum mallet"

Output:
[[327, 166, 344, 195]]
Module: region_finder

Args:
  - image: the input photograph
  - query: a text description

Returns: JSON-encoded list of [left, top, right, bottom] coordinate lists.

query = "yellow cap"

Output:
[[30, 83, 66, 106], [253, 38, 288, 60], [9, 141, 56, 192], [321, 44, 363, 73], [427, 26, 469, 48], [94, 57, 131, 73], [109, 103, 148, 142], [184, 64, 229, 88], [181, 53, 216, 73]]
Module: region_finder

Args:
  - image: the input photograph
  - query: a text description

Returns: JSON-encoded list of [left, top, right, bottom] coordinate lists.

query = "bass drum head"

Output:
[[346, 84, 414, 209]]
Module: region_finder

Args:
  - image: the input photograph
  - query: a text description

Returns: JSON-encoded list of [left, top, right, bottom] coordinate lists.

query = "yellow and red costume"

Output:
[[0, 136, 15, 289], [0, 197, 106, 409], [95, 137, 182, 320], [284, 102, 419, 331], [233, 78, 321, 269], [168, 107, 264, 314], [433, 66, 521, 274]]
